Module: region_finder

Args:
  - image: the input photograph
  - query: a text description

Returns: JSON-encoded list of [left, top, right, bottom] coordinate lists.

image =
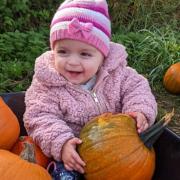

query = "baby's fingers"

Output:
[[138, 121, 149, 133], [65, 158, 85, 174], [74, 163, 85, 174], [136, 118, 143, 128], [73, 151, 86, 167], [64, 164, 73, 171]]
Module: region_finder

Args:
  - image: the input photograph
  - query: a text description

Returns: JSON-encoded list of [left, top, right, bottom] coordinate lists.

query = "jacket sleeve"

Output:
[[120, 67, 157, 126], [23, 79, 75, 161]]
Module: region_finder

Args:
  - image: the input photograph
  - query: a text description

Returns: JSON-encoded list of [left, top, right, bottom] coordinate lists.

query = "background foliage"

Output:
[[108, 0, 179, 31], [0, 0, 179, 92]]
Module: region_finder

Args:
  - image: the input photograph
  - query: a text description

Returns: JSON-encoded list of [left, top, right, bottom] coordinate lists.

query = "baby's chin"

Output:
[[67, 78, 89, 85], [65, 74, 84, 85]]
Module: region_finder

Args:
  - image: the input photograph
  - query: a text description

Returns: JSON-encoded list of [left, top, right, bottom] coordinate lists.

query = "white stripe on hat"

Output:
[[51, 7, 111, 34], [50, 21, 110, 45]]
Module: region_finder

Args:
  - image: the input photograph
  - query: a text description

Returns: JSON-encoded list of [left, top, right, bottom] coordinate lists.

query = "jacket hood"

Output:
[[33, 42, 128, 87], [103, 42, 128, 71]]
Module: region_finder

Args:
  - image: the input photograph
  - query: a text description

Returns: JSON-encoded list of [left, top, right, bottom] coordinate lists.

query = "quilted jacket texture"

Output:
[[24, 42, 157, 161]]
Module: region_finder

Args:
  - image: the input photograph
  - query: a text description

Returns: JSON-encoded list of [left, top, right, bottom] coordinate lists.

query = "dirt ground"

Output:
[[154, 88, 180, 136]]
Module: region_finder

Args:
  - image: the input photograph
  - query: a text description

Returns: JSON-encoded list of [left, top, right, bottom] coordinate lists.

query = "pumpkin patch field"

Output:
[[0, 0, 179, 179]]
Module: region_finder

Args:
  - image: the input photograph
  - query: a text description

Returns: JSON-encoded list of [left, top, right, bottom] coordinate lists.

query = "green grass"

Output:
[[109, 0, 179, 32], [112, 28, 180, 88]]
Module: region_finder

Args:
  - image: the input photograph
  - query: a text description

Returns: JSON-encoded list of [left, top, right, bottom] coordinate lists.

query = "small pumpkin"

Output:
[[163, 62, 180, 94], [78, 112, 173, 180], [0, 149, 51, 180], [11, 136, 50, 168], [0, 97, 20, 150]]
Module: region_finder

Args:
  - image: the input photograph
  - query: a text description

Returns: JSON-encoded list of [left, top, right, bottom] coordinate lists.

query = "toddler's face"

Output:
[[53, 39, 104, 85]]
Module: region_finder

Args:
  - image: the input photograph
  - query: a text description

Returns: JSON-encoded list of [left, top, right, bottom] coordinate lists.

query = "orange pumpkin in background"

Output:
[[78, 112, 173, 180], [163, 62, 180, 94], [0, 97, 20, 150], [11, 136, 50, 168], [0, 149, 51, 180]]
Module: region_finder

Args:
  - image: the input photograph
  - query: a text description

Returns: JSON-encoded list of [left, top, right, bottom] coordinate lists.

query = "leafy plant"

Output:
[[108, 0, 179, 32], [0, 31, 48, 92], [0, 0, 61, 33], [112, 27, 180, 87]]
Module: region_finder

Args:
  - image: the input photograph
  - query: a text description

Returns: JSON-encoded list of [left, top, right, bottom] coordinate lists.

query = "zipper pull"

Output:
[[92, 92, 99, 103]]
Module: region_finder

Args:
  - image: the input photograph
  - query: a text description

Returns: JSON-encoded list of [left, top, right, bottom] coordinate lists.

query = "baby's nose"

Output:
[[68, 55, 80, 65]]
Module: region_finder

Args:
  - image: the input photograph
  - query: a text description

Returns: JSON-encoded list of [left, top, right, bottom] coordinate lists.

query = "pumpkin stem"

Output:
[[19, 136, 25, 141], [19, 142, 36, 163], [140, 109, 174, 149]]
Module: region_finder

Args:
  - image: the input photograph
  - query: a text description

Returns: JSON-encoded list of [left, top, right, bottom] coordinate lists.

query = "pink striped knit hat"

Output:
[[50, 0, 111, 57]]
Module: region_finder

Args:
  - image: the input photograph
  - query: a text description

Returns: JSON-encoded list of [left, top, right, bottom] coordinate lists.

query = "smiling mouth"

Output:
[[67, 70, 82, 76]]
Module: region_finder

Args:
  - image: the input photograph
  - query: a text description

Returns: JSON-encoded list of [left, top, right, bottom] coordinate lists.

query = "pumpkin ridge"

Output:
[[84, 113, 134, 126], [10, 161, 26, 180], [163, 62, 180, 94], [108, 148, 148, 180], [84, 142, 146, 174], [0, 97, 20, 150], [81, 136, 143, 162], [115, 147, 153, 180], [132, 148, 155, 180], [80, 134, 137, 151], [0, 150, 51, 180], [1, 153, 22, 178], [84, 146, 148, 179]]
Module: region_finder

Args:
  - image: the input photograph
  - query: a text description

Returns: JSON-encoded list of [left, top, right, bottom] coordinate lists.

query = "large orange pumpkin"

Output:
[[78, 113, 155, 180], [11, 136, 50, 168], [163, 62, 180, 94], [0, 149, 51, 180], [0, 97, 20, 150]]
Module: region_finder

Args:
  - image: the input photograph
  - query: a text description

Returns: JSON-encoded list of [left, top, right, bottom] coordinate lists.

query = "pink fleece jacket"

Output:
[[24, 42, 157, 161]]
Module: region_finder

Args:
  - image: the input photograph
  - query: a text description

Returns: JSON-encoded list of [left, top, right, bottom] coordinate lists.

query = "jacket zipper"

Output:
[[91, 91, 102, 114], [66, 83, 104, 114]]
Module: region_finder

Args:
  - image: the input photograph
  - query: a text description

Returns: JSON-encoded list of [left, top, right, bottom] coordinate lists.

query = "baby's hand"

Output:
[[126, 112, 149, 133], [61, 137, 86, 173]]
